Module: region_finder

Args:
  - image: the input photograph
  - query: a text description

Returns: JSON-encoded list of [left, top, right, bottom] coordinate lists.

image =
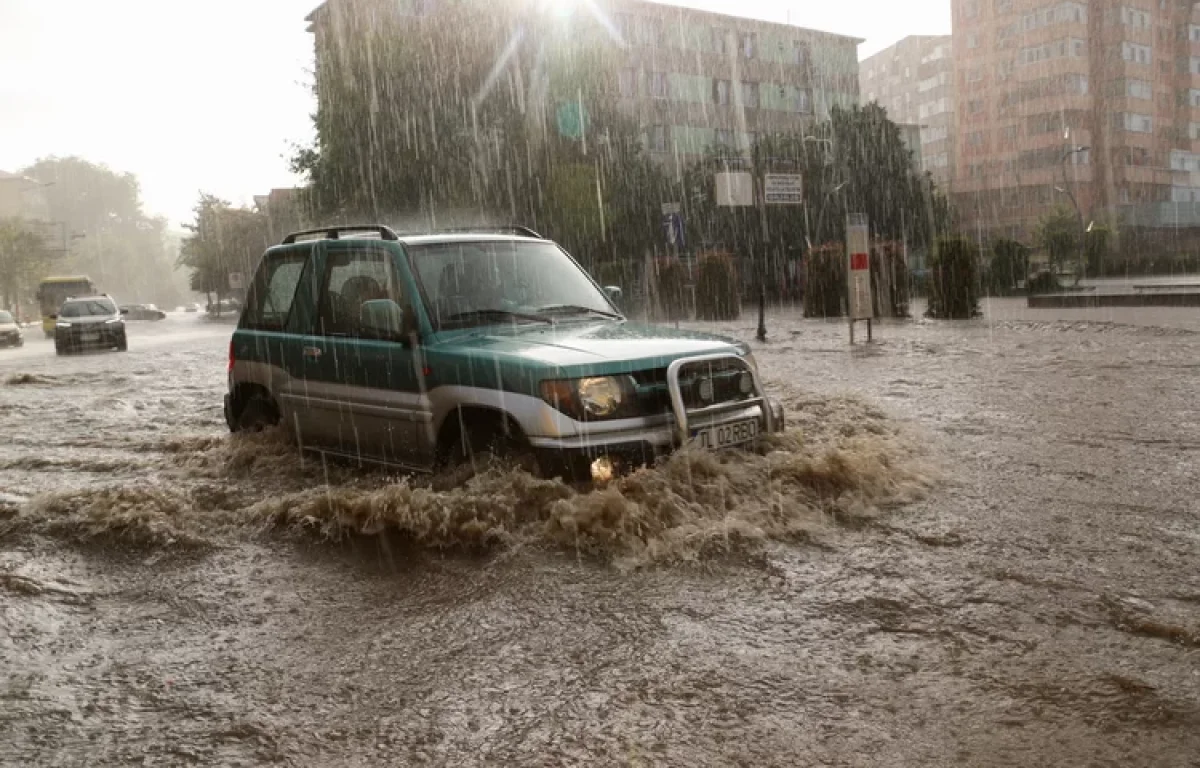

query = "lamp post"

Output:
[[1057, 144, 1090, 283]]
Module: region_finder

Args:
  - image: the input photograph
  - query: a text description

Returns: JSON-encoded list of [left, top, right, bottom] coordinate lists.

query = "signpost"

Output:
[[764, 174, 804, 205], [228, 272, 245, 292], [846, 213, 873, 344]]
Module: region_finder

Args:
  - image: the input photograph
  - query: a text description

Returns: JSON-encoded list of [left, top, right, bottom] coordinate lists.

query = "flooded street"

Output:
[[2, 303, 1198, 767]]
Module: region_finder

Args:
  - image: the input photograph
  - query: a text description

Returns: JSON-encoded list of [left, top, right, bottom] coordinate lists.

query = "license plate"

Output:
[[692, 419, 759, 450]]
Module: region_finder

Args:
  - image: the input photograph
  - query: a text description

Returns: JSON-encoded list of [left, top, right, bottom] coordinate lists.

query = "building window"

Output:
[[713, 27, 727, 55], [1190, 25, 1200, 42], [795, 89, 812, 114], [1189, 89, 1200, 107], [967, 130, 985, 147], [649, 124, 668, 153], [714, 128, 733, 147], [1189, 122, 1200, 140], [618, 68, 636, 98], [740, 81, 758, 109], [1117, 112, 1153, 132], [967, 33, 979, 50], [1190, 57, 1200, 75], [1000, 124, 1019, 141], [921, 125, 949, 144], [968, 99, 984, 114], [651, 72, 669, 100], [996, 0, 1013, 13], [964, 0, 980, 19], [1122, 42, 1152, 65], [1119, 6, 1152, 28], [741, 33, 756, 59], [714, 79, 730, 105], [967, 67, 983, 83], [1128, 79, 1152, 99], [793, 41, 809, 66]]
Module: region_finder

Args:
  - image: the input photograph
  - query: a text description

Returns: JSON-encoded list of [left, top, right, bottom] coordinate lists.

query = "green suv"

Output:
[[224, 225, 783, 481]]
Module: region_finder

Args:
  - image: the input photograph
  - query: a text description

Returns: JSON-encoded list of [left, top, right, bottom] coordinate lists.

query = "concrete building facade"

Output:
[[860, 35, 956, 189], [952, 0, 1200, 241], [305, 0, 862, 175]]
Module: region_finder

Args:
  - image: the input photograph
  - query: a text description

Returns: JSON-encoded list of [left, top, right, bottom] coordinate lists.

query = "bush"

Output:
[[988, 238, 1029, 296], [803, 243, 846, 318], [870, 240, 910, 318], [695, 252, 741, 321], [1025, 269, 1060, 294], [926, 236, 980, 319], [652, 258, 689, 321]]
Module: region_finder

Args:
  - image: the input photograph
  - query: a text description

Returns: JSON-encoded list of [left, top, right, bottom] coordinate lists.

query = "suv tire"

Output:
[[116, 334, 128, 352], [443, 429, 540, 482], [235, 394, 279, 433]]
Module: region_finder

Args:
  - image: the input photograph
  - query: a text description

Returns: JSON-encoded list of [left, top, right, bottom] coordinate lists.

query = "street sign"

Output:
[[228, 272, 245, 292], [846, 214, 873, 323], [715, 171, 754, 207], [764, 174, 804, 205], [662, 212, 686, 248]]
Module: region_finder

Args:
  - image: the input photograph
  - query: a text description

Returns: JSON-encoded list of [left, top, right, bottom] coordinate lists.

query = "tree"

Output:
[[927, 236, 980, 319], [178, 194, 270, 312], [1036, 205, 1078, 277], [0, 218, 52, 317], [1084, 225, 1112, 278], [21, 156, 184, 307]]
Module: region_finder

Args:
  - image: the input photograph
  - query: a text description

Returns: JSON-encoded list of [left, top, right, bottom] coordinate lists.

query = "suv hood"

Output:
[[440, 320, 747, 370]]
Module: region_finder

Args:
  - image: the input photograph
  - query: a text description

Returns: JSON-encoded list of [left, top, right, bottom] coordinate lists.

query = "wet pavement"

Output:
[[1, 302, 1197, 766]]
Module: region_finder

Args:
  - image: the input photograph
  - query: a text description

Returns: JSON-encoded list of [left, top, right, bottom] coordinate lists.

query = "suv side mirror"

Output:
[[361, 299, 419, 344]]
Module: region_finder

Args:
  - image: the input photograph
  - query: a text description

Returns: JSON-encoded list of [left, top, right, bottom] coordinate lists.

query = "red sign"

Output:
[[850, 252, 869, 271]]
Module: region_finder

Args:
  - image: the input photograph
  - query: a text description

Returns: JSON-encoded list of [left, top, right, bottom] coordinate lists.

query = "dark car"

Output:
[[54, 295, 128, 354], [120, 303, 167, 321], [0, 310, 23, 348]]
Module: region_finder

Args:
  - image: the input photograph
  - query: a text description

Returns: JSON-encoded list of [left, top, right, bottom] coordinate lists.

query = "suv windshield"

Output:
[[60, 299, 117, 318], [0, 311, 13, 323], [407, 240, 617, 330]]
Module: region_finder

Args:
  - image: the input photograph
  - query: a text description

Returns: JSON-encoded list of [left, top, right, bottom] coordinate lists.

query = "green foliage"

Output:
[[1026, 269, 1061, 294], [926, 237, 980, 319], [177, 194, 270, 309], [1037, 205, 1079, 274], [988, 238, 1029, 295], [651, 258, 689, 321], [0, 218, 52, 314], [695, 252, 740, 321], [22, 156, 183, 306], [870, 241, 910, 317], [1084, 226, 1112, 278], [803, 243, 846, 318]]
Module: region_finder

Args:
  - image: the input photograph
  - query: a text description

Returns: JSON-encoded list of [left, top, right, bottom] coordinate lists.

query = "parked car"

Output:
[[224, 225, 783, 482], [120, 303, 167, 321], [54, 295, 127, 354], [185, 303, 201, 313], [207, 298, 241, 315], [0, 310, 23, 348]]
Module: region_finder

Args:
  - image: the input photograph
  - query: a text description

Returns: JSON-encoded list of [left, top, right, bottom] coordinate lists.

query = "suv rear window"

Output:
[[242, 251, 310, 331], [61, 298, 117, 317]]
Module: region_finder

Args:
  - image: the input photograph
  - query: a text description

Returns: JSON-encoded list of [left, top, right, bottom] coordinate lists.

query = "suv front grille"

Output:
[[632, 358, 756, 414]]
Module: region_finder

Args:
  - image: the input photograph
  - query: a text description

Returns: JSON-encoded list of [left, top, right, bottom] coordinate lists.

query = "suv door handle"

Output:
[[302, 346, 322, 359]]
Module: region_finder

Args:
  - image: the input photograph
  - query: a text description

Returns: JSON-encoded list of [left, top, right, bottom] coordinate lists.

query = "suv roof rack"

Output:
[[425, 226, 543, 239], [281, 225, 400, 244]]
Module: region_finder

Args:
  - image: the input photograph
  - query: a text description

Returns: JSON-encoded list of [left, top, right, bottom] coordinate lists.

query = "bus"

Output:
[[36, 275, 96, 337]]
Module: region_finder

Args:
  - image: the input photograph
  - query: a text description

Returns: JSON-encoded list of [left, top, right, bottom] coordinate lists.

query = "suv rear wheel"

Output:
[[235, 394, 279, 433]]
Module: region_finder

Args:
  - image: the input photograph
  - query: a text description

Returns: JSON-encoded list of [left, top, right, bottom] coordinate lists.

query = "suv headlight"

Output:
[[105, 317, 123, 324], [55, 321, 72, 328], [540, 375, 636, 421]]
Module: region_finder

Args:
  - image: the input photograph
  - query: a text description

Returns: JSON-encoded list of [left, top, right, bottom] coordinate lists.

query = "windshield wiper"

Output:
[[536, 304, 621, 319], [441, 308, 554, 328]]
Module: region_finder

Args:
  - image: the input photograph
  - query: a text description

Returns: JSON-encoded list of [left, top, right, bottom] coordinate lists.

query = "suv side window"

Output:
[[242, 250, 310, 331], [317, 247, 409, 338]]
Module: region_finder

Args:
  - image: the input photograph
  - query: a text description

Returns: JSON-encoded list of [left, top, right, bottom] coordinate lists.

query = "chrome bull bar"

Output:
[[665, 353, 776, 446]]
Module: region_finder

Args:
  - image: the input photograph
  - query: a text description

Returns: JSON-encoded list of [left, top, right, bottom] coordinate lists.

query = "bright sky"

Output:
[[0, 0, 949, 229]]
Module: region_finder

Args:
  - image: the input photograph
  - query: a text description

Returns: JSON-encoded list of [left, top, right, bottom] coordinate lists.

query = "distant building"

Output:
[[951, 0, 1200, 242], [253, 187, 308, 243], [305, 0, 862, 174], [860, 35, 956, 191]]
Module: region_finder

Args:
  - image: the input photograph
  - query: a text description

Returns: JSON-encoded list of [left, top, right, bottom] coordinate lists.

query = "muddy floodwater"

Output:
[[1, 302, 1197, 767]]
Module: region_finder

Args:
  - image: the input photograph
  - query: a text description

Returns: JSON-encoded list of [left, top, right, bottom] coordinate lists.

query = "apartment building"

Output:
[[860, 35, 956, 189], [953, 0, 1200, 241], [305, 0, 862, 174]]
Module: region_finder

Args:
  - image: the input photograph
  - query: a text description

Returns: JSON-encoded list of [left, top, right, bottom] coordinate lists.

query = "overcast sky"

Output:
[[0, 0, 950, 228]]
